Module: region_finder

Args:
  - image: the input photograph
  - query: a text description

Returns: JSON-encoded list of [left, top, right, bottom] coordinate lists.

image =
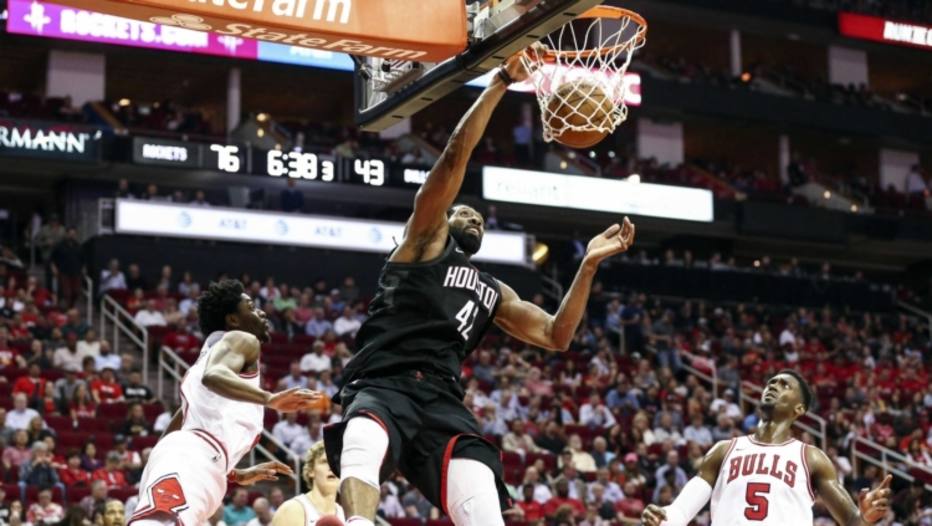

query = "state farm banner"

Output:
[[839, 12, 932, 51], [0, 118, 103, 162], [45, 0, 468, 61]]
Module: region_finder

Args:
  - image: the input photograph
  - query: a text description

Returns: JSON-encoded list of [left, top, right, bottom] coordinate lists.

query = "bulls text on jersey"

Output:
[[726, 452, 798, 488]]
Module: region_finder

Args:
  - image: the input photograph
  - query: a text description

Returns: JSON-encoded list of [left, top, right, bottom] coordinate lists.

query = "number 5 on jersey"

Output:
[[455, 300, 480, 340], [745, 483, 771, 521]]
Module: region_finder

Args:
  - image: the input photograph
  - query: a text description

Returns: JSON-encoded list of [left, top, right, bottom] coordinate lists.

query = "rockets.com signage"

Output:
[[483, 166, 714, 222], [6, 0, 355, 70], [839, 12, 932, 51], [0, 119, 102, 162], [34, 0, 466, 61], [115, 200, 530, 266]]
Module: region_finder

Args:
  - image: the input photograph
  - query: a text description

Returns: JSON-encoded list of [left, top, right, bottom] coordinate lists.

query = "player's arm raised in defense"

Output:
[[495, 219, 635, 351], [807, 446, 891, 526], [391, 52, 534, 264], [202, 331, 321, 412], [641, 439, 731, 526]]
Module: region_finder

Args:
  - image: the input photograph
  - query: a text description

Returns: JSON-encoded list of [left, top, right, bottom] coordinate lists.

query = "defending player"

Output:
[[271, 442, 344, 525], [641, 370, 892, 526], [129, 279, 321, 525], [322, 47, 637, 526]]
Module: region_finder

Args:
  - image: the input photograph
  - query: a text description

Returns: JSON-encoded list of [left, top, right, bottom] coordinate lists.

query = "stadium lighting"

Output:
[[823, 190, 831, 199], [532, 242, 550, 265], [118, 98, 131, 107]]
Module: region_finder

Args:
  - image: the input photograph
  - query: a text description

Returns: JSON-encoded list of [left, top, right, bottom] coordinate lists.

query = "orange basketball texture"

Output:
[[546, 80, 615, 149], [316, 515, 344, 526], [307, 393, 331, 414]]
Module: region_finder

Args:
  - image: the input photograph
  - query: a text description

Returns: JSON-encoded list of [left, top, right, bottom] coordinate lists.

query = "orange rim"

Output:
[[534, 6, 647, 63]]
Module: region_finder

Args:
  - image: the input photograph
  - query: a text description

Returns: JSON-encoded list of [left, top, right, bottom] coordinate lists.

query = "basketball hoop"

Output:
[[520, 6, 647, 146]]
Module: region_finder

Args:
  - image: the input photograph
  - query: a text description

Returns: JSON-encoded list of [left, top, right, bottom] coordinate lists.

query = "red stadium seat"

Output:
[[68, 485, 92, 504], [131, 435, 159, 450]]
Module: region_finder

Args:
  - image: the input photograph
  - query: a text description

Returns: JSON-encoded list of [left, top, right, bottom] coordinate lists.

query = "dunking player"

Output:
[[642, 370, 892, 526], [322, 48, 636, 526], [129, 280, 321, 525]]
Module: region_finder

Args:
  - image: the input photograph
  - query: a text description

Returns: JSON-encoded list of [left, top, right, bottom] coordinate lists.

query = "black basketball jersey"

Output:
[[343, 236, 502, 383]]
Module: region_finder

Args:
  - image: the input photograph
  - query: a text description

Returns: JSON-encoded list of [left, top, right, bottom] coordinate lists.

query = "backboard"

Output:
[[353, 0, 608, 131]]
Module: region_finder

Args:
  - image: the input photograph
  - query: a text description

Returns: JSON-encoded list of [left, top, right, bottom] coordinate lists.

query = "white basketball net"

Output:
[[520, 10, 646, 143]]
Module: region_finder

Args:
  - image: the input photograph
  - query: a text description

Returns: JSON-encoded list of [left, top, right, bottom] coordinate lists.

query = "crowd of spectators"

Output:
[[20, 249, 917, 526], [107, 98, 216, 138]]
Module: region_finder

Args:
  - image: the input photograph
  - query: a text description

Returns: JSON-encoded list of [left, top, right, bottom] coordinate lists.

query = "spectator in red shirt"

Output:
[[12, 364, 49, 408], [162, 325, 200, 353], [70, 383, 97, 419], [89, 368, 124, 404], [615, 480, 645, 522], [58, 448, 91, 490], [92, 451, 127, 489], [543, 479, 586, 518], [517, 484, 544, 522]]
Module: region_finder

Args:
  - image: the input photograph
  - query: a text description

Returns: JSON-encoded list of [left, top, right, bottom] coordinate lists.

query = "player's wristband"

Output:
[[497, 67, 515, 85]]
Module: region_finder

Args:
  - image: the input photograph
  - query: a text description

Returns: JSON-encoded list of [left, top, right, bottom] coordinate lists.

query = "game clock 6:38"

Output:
[[265, 150, 336, 181]]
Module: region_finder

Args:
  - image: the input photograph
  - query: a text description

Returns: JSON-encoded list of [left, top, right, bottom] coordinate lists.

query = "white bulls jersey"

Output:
[[711, 436, 815, 526], [179, 330, 265, 472], [294, 494, 345, 525]]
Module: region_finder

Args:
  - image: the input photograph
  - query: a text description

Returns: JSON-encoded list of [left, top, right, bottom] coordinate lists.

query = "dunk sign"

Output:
[[46, 0, 468, 61]]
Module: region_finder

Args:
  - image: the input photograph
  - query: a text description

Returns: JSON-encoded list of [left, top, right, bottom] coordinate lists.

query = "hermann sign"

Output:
[[0, 119, 103, 162]]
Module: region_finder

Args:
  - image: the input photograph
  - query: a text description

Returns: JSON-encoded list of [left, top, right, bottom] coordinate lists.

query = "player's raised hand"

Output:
[[232, 461, 294, 486], [503, 42, 545, 83], [641, 503, 667, 526], [858, 474, 892, 523], [584, 217, 636, 264], [266, 387, 322, 413]]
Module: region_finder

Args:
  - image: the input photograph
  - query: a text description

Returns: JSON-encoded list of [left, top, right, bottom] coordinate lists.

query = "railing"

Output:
[[898, 300, 932, 340], [158, 346, 302, 495], [850, 436, 932, 493], [99, 294, 149, 380], [738, 381, 827, 450], [81, 274, 94, 326], [97, 198, 115, 235], [678, 354, 719, 400]]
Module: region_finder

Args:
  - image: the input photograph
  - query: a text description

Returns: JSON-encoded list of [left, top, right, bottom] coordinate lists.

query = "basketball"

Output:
[[307, 393, 332, 414], [315, 515, 344, 526], [546, 80, 616, 149]]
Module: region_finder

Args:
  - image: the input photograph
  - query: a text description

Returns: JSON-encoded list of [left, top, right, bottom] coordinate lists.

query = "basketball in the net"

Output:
[[315, 515, 344, 526], [546, 80, 615, 149]]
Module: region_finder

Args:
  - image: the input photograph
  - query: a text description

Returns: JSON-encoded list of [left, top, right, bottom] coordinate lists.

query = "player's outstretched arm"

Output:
[[202, 331, 321, 411], [642, 439, 730, 526], [495, 219, 635, 351], [230, 460, 294, 487], [392, 50, 535, 264], [808, 446, 892, 526]]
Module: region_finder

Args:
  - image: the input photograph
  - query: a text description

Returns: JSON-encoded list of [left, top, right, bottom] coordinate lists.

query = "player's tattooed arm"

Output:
[[393, 51, 533, 264], [494, 219, 635, 352], [202, 331, 321, 411], [808, 446, 892, 526]]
